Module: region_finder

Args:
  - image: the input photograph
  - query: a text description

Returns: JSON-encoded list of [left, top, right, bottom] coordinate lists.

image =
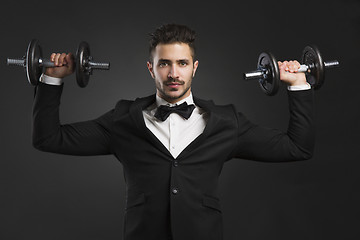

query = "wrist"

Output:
[[288, 75, 307, 87], [287, 82, 311, 91], [40, 73, 63, 85]]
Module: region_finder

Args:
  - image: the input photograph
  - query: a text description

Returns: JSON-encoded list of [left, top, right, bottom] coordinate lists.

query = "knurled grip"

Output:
[[7, 58, 25, 67], [88, 61, 110, 70]]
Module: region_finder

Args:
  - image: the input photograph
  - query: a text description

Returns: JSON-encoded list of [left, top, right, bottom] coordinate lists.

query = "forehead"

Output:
[[153, 43, 192, 61]]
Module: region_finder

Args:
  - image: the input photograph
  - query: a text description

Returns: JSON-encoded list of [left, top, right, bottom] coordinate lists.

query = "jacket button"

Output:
[[173, 160, 178, 167], [172, 188, 179, 195]]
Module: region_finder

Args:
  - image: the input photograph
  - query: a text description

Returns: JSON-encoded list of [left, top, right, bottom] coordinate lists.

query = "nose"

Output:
[[168, 64, 179, 79]]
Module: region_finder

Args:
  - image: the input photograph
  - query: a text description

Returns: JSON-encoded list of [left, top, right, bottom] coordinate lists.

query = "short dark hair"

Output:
[[149, 23, 196, 62]]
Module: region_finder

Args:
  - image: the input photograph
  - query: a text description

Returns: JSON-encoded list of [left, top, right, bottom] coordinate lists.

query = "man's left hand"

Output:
[[278, 60, 307, 86]]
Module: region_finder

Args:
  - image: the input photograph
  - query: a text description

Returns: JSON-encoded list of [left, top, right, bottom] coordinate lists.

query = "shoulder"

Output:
[[114, 94, 156, 114], [112, 99, 133, 117], [194, 96, 237, 116], [194, 96, 254, 131], [114, 99, 133, 110]]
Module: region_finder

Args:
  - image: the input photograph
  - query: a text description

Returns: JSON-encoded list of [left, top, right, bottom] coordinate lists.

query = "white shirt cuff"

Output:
[[287, 83, 311, 91], [39, 73, 63, 85]]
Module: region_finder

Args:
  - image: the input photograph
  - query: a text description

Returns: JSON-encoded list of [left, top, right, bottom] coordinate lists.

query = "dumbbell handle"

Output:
[[7, 57, 110, 70], [6, 57, 61, 67], [40, 58, 110, 70], [87, 61, 110, 70], [244, 60, 339, 80], [7, 58, 25, 67]]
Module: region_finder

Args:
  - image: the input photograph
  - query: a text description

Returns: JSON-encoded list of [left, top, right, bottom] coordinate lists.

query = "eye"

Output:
[[159, 62, 168, 68], [179, 61, 188, 67]]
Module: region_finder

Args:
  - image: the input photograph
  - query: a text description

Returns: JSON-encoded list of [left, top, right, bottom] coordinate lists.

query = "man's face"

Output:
[[147, 43, 199, 103]]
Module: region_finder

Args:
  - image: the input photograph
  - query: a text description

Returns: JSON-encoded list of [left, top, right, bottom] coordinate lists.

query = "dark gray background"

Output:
[[1, 0, 359, 239]]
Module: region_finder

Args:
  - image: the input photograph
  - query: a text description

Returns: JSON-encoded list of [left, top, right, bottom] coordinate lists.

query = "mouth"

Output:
[[166, 81, 183, 88]]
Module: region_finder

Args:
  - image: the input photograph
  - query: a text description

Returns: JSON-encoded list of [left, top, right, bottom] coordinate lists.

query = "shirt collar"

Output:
[[156, 93, 194, 107]]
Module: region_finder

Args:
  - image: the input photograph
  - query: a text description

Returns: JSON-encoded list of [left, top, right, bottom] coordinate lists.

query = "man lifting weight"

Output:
[[32, 23, 314, 240]]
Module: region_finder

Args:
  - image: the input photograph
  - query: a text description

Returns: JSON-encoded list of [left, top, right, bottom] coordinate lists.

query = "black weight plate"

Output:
[[76, 41, 90, 88], [302, 45, 324, 90], [26, 39, 42, 85], [257, 52, 279, 96]]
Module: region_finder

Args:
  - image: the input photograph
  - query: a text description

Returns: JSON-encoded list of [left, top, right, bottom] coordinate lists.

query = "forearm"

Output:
[[32, 82, 112, 155], [286, 88, 315, 159], [32, 82, 63, 149]]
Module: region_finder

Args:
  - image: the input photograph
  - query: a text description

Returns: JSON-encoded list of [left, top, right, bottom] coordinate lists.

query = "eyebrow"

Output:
[[177, 59, 190, 63], [158, 59, 171, 63], [158, 59, 190, 63]]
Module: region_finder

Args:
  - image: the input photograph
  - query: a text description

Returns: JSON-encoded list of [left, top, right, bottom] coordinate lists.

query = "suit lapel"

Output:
[[129, 94, 155, 130], [129, 94, 221, 160], [129, 94, 174, 158], [176, 97, 220, 160]]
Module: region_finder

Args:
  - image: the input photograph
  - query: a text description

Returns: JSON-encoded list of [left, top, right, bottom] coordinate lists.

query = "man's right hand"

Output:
[[45, 53, 75, 78]]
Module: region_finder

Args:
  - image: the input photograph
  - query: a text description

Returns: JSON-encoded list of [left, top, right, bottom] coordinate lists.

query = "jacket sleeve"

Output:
[[32, 83, 113, 156], [230, 89, 315, 162]]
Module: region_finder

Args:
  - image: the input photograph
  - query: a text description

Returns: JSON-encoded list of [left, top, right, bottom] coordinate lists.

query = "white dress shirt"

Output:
[[39, 74, 311, 158], [143, 93, 208, 158]]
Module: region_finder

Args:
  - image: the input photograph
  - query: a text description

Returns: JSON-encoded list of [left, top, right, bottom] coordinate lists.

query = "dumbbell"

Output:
[[6, 39, 110, 88], [243, 45, 339, 96]]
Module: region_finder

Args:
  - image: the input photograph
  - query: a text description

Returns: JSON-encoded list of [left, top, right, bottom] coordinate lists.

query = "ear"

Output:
[[147, 61, 155, 79], [192, 60, 199, 77]]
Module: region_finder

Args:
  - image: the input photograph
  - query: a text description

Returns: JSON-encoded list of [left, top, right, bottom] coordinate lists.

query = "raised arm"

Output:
[[32, 52, 113, 156], [231, 89, 315, 162], [230, 60, 315, 162]]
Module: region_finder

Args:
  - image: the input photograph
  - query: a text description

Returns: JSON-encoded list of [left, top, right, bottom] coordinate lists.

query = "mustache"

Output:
[[165, 78, 184, 85]]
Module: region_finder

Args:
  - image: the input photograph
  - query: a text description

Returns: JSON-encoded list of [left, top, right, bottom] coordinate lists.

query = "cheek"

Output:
[[153, 71, 167, 87], [183, 68, 194, 79], [154, 68, 168, 79]]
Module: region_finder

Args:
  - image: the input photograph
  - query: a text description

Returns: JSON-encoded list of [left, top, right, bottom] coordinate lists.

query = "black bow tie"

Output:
[[154, 102, 195, 121]]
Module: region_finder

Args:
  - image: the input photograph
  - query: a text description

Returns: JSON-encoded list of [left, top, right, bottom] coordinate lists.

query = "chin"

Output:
[[162, 91, 182, 101], [158, 86, 190, 102], [167, 94, 182, 100]]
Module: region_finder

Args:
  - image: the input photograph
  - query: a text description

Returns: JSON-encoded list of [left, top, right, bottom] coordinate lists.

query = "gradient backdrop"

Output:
[[1, 0, 359, 239]]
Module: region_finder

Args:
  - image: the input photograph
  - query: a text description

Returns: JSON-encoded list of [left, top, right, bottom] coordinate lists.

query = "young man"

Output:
[[33, 24, 314, 240]]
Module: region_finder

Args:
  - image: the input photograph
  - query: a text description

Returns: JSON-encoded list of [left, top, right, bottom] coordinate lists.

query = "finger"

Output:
[[282, 61, 289, 71], [290, 60, 300, 72], [293, 61, 300, 72], [54, 53, 61, 66], [65, 53, 74, 64], [294, 60, 301, 72], [285, 60, 296, 73], [280, 61, 289, 71], [50, 53, 56, 62], [58, 53, 67, 66], [279, 63, 288, 74], [288, 61, 296, 72]]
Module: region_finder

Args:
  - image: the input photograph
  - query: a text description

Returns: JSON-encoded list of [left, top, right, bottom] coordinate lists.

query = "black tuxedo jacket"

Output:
[[32, 83, 315, 240]]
